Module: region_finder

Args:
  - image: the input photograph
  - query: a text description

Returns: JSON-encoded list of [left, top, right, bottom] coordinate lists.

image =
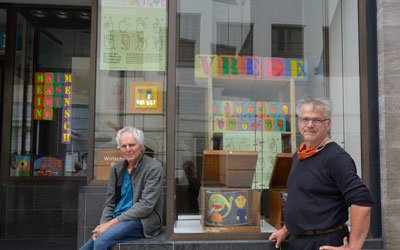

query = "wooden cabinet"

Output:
[[268, 152, 293, 229]]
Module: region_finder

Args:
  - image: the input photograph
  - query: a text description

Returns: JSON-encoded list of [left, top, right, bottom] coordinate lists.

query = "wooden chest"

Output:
[[202, 150, 258, 188], [200, 187, 261, 233]]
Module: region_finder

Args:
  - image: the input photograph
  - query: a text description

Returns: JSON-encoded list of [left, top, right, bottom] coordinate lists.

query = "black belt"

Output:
[[301, 224, 347, 236]]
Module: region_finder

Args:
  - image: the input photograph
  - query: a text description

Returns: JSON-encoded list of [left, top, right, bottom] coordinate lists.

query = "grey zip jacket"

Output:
[[100, 154, 164, 238]]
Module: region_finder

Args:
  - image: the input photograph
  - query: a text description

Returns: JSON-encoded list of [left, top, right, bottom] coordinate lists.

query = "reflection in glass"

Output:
[[174, 0, 360, 234], [94, 1, 167, 181], [9, 9, 91, 177]]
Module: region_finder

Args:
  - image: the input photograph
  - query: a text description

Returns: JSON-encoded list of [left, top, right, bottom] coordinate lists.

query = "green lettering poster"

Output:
[[100, 0, 166, 71]]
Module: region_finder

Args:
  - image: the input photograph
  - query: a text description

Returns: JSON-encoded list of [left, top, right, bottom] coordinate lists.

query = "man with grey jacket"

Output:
[[80, 126, 163, 250]]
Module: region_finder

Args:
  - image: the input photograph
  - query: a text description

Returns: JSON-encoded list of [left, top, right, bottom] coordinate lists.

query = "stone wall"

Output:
[[77, 186, 107, 248], [1, 181, 85, 238], [377, 0, 400, 249]]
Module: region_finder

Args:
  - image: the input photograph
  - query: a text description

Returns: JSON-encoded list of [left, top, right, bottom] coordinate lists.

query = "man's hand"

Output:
[[91, 218, 119, 240], [319, 236, 349, 250], [268, 226, 290, 248]]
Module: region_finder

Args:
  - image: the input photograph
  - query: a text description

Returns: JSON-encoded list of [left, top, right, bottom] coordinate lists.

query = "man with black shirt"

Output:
[[269, 97, 372, 250]]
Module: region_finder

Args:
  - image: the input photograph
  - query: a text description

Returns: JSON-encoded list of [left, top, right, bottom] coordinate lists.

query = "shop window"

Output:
[[9, 8, 91, 177], [173, 0, 361, 239], [93, 0, 167, 182], [0, 8, 7, 144]]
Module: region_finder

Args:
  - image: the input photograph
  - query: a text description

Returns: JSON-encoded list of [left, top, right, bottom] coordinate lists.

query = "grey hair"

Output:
[[115, 126, 145, 150], [295, 97, 332, 118]]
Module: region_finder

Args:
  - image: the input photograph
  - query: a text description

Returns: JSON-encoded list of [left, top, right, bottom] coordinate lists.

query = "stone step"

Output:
[[112, 230, 383, 250]]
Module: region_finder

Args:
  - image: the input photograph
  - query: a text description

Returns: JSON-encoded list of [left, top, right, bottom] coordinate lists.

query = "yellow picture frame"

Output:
[[129, 81, 163, 114]]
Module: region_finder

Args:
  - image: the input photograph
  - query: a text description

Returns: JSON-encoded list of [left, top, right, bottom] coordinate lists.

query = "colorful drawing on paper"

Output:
[[205, 190, 249, 226], [15, 155, 31, 176], [33, 155, 63, 176], [135, 85, 158, 108], [213, 101, 222, 115], [129, 81, 163, 114], [213, 100, 289, 132]]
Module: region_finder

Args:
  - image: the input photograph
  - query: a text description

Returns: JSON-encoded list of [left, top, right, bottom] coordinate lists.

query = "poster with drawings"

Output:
[[223, 131, 282, 189], [100, 1, 166, 71]]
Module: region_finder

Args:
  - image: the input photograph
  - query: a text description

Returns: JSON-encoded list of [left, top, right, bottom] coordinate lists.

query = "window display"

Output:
[[93, 0, 167, 182], [174, 0, 361, 237], [9, 9, 90, 177]]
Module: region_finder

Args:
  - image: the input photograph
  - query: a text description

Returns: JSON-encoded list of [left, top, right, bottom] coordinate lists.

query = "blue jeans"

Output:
[[79, 220, 144, 250]]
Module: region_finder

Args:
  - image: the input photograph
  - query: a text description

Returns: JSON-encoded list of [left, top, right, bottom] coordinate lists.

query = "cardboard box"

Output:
[[268, 153, 293, 229], [202, 150, 258, 188], [200, 187, 261, 233]]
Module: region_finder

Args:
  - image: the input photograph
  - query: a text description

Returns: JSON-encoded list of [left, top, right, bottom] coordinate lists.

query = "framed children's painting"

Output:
[[129, 81, 163, 114]]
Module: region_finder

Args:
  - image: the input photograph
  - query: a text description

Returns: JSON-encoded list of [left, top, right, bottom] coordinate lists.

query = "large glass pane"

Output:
[[174, 0, 360, 234], [10, 8, 91, 177], [0, 8, 6, 139], [94, 1, 167, 181]]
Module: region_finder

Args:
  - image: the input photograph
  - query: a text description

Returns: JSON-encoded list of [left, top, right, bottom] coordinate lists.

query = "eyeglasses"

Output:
[[299, 117, 329, 125]]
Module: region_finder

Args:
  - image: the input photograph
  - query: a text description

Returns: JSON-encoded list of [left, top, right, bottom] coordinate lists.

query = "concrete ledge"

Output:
[[113, 238, 279, 250], [112, 228, 281, 250], [112, 231, 171, 250], [78, 187, 383, 250], [112, 231, 382, 250]]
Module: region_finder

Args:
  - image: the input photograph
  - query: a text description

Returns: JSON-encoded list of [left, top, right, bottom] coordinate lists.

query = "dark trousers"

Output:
[[288, 227, 349, 250]]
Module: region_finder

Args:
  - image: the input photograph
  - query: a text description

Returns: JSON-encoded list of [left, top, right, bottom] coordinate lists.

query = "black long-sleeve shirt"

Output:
[[284, 142, 372, 236]]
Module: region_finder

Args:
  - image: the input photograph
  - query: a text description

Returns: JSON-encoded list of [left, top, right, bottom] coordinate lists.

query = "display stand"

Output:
[[206, 77, 297, 152], [202, 62, 298, 231], [268, 152, 293, 229]]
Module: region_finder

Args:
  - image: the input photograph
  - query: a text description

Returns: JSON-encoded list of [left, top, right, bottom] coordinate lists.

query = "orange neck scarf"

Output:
[[297, 138, 330, 160]]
